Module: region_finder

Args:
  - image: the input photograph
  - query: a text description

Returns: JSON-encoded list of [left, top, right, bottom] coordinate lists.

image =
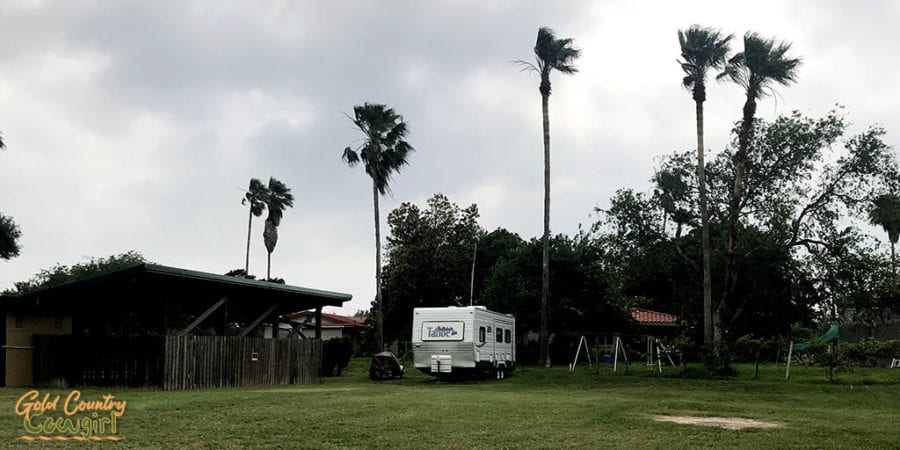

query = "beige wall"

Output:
[[318, 328, 344, 341], [5, 313, 72, 387]]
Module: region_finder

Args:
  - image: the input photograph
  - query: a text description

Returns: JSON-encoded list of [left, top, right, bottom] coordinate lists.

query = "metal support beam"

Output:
[[239, 303, 279, 337], [315, 306, 322, 340], [175, 296, 228, 336]]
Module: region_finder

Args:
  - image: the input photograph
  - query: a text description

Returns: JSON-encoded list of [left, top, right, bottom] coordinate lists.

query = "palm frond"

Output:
[[723, 32, 801, 99], [530, 26, 581, 77], [342, 147, 360, 167], [264, 177, 294, 226], [342, 102, 414, 197], [870, 193, 900, 244], [678, 25, 733, 96], [511, 59, 538, 73], [241, 177, 268, 217]]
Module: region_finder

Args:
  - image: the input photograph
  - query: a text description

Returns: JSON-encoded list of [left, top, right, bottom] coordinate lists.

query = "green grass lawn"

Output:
[[2, 359, 899, 449]]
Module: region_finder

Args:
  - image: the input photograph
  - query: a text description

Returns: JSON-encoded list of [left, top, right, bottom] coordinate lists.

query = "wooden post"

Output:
[[314, 307, 322, 340], [176, 296, 228, 336], [238, 304, 279, 337], [785, 341, 794, 381]]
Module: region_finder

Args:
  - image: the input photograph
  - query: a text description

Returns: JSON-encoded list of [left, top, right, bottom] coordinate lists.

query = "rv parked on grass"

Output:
[[412, 306, 515, 379]]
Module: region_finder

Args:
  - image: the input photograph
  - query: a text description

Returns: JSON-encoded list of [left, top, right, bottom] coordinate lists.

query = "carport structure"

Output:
[[2, 263, 352, 389]]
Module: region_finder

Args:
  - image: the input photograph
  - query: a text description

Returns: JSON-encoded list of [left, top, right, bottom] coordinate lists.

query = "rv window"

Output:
[[496, 327, 503, 343], [479, 327, 486, 343], [504, 329, 511, 343]]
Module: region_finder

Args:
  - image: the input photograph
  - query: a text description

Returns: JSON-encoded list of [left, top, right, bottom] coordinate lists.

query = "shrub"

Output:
[[843, 338, 900, 367], [322, 337, 353, 377]]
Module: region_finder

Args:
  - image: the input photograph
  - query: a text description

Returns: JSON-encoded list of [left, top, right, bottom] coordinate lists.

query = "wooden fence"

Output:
[[33, 335, 322, 390], [33, 335, 166, 388], [164, 336, 321, 390]]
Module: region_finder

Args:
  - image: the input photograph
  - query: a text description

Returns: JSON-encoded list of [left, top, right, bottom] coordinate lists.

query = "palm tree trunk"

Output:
[[723, 92, 757, 341], [267, 251, 271, 280], [373, 181, 384, 351], [695, 99, 713, 350], [539, 89, 551, 368], [892, 240, 896, 276], [245, 208, 253, 274]]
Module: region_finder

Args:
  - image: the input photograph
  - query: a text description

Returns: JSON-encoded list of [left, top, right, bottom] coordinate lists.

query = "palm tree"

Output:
[[678, 25, 732, 350], [342, 102, 414, 350], [241, 178, 268, 275], [869, 193, 900, 275], [719, 32, 800, 338], [262, 177, 294, 280], [515, 27, 580, 367]]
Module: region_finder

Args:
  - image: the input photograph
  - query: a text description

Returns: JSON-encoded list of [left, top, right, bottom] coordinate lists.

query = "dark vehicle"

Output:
[[369, 351, 404, 380]]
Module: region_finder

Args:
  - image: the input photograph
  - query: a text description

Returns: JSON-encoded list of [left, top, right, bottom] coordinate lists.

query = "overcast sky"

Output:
[[1, 0, 899, 313]]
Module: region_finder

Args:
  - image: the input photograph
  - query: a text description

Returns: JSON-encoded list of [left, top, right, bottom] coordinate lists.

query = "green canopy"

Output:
[[791, 324, 839, 351]]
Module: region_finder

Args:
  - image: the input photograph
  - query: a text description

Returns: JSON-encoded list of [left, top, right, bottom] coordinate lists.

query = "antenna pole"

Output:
[[469, 238, 478, 306]]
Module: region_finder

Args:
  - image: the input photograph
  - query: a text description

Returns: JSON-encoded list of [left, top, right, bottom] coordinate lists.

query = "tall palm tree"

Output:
[[516, 27, 580, 367], [678, 25, 732, 350], [342, 102, 414, 351], [262, 177, 294, 280], [241, 178, 268, 275], [869, 193, 900, 275], [719, 32, 800, 337]]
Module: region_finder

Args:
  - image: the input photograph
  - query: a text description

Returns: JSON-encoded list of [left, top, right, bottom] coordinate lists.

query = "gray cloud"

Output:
[[1, 0, 898, 313]]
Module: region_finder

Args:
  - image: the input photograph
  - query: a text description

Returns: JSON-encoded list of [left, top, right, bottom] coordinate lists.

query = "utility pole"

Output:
[[469, 239, 478, 306]]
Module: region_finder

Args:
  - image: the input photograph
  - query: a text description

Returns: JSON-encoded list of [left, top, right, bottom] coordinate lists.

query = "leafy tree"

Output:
[[241, 178, 268, 275], [719, 32, 801, 341], [342, 102, 414, 350], [224, 268, 256, 280], [678, 25, 732, 349], [470, 228, 526, 305], [380, 194, 479, 345], [262, 177, 293, 280], [597, 109, 897, 346], [515, 27, 581, 367], [10, 251, 146, 294], [482, 232, 631, 363], [868, 193, 900, 274], [0, 213, 22, 260]]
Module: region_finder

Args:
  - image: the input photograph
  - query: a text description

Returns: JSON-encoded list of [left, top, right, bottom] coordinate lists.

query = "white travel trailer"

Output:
[[412, 306, 515, 379]]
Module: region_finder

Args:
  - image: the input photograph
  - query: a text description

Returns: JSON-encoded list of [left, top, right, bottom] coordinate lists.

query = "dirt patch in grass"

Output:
[[652, 415, 782, 430]]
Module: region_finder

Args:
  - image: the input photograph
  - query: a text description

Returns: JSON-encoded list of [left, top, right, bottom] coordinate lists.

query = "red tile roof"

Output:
[[631, 308, 679, 326], [286, 310, 367, 327]]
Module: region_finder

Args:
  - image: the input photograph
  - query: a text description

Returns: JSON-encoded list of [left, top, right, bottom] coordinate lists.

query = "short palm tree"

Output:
[[241, 178, 268, 275], [515, 26, 581, 367], [869, 193, 900, 275], [262, 177, 294, 280], [719, 32, 800, 336], [678, 25, 732, 349], [342, 102, 414, 350]]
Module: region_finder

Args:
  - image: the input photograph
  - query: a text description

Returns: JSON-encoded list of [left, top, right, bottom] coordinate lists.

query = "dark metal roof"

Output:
[[14, 262, 352, 306], [142, 264, 352, 302]]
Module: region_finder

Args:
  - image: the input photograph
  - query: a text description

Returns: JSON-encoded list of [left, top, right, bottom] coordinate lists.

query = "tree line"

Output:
[[3, 24, 898, 371], [361, 26, 899, 368]]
